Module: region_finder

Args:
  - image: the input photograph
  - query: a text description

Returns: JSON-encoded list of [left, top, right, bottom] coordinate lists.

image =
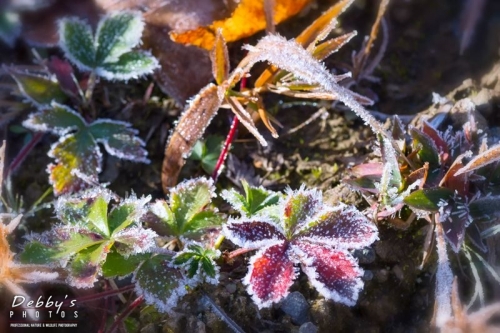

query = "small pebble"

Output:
[[280, 292, 310, 325], [299, 322, 318, 333]]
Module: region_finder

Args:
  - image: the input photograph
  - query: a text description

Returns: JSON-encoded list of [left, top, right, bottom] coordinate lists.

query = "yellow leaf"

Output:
[[170, 0, 312, 50], [210, 29, 229, 85]]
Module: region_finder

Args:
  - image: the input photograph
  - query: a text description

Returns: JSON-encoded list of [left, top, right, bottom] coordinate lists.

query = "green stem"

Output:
[[85, 70, 97, 118]]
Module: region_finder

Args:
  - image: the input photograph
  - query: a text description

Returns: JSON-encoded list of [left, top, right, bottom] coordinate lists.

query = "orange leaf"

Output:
[[210, 29, 229, 85], [170, 0, 312, 50]]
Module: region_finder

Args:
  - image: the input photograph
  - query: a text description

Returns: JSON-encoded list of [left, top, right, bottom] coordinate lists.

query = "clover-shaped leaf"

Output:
[[173, 242, 220, 284], [221, 180, 281, 217], [223, 185, 378, 308], [23, 102, 149, 195], [20, 189, 157, 287], [59, 11, 159, 80], [147, 177, 224, 238], [189, 135, 223, 175]]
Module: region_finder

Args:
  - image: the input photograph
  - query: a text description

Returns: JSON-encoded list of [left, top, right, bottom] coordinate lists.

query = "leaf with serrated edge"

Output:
[[102, 250, 149, 278], [297, 204, 378, 250], [67, 241, 113, 288], [7, 68, 67, 107], [223, 219, 285, 249], [58, 17, 96, 71], [109, 194, 151, 234], [97, 51, 159, 81], [86, 195, 109, 237], [243, 242, 296, 308], [282, 186, 323, 234], [23, 102, 86, 136], [113, 226, 158, 257], [95, 11, 144, 65], [133, 254, 190, 313], [170, 177, 216, 234], [221, 181, 280, 217], [293, 242, 363, 306]]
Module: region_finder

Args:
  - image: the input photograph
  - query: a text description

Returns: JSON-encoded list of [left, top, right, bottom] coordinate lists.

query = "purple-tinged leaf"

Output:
[[468, 196, 500, 222], [438, 197, 470, 253], [422, 121, 449, 164], [349, 163, 383, 178], [410, 126, 440, 170], [223, 219, 285, 249], [441, 159, 468, 196], [293, 242, 363, 306], [243, 242, 296, 308], [455, 144, 500, 176], [466, 224, 487, 253], [296, 205, 378, 250], [282, 186, 323, 234], [67, 241, 113, 288], [47, 56, 80, 97], [23, 102, 86, 136]]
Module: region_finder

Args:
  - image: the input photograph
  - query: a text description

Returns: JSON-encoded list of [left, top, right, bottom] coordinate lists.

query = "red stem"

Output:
[[211, 75, 248, 181], [7, 132, 44, 176], [106, 296, 144, 333], [62, 284, 135, 306]]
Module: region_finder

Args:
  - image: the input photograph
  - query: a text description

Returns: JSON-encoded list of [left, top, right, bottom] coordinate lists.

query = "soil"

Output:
[[2, 0, 500, 332]]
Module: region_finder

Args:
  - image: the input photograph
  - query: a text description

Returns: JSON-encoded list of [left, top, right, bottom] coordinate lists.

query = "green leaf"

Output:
[[55, 230, 105, 258], [102, 250, 149, 278], [19, 241, 59, 265], [7, 69, 67, 107], [403, 187, 454, 211], [201, 257, 216, 278], [221, 180, 280, 217], [86, 196, 110, 236], [108, 199, 141, 234], [68, 241, 113, 287], [59, 17, 96, 70], [186, 211, 224, 234], [149, 199, 177, 235], [98, 51, 159, 80], [23, 102, 86, 134], [95, 11, 144, 64], [189, 136, 223, 175], [170, 178, 215, 234], [133, 254, 188, 313], [48, 130, 101, 196], [410, 127, 440, 169]]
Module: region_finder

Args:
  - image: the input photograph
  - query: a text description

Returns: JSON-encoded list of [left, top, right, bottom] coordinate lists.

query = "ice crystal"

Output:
[[223, 185, 378, 308]]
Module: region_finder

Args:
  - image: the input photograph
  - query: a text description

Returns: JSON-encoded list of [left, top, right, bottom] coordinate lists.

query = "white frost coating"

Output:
[[150, 200, 172, 221], [22, 102, 87, 135], [95, 50, 160, 81], [455, 143, 500, 176], [18, 270, 59, 283], [242, 243, 298, 309], [113, 226, 158, 255], [220, 185, 280, 218], [100, 135, 150, 164], [292, 243, 363, 307], [170, 177, 217, 202], [281, 185, 323, 231], [95, 11, 144, 64], [58, 17, 95, 72], [223, 218, 286, 249], [243, 35, 387, 137], [434, 221, 454, 329]]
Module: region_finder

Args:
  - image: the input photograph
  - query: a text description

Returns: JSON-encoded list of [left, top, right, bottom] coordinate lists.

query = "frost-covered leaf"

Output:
[[223, 219, 285, 249], [23, 103, 86, 135], [6, 68, 67, 107], [133, 254, 189, 313], [410, 127, 440, 170], [47, 56, 80, 97], [221, 180, 280, 217], [173, 243, 220, 283], [468, 196, 500, 222], [404, 188, 454, 212], [170, 177, 216, 234], [19, 241, 59, 265], [102, 250, 149, 278], [455, 144, 500, 176], [113, 226, 157, 257], [58, 17, 96, 71], [108, 195, 150, 234], [53, 228, 105, 258], [297, 205, 378, 250], [243, 242, 296, 309], [23, 102, 149, 195], [438, 195, 473, 253], [379, 137, 402, 205], [282, 186, 323, 233], [48, 131, 101, 195], [68, 241, 112, 288], [97, 51, 159, 80], [95, 11, 144, 64], [293, 242, 363, 306], [224, 184, 378, 309]]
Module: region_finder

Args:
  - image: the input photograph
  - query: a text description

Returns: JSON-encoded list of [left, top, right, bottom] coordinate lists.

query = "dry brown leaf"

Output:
[[161, 83, 223, 190], [210, 29, 230, 85], [170, 0, 312, 50]]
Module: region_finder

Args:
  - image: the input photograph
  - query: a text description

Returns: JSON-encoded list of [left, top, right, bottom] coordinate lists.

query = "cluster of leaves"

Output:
[[222, 182, 378, 308], [5, 11, 159, 196], [347, 98, 500, 253]]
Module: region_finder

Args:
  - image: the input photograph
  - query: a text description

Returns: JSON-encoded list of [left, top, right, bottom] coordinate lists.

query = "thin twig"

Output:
[[283, 107, 328, 136], [201, 291, 245, 333]]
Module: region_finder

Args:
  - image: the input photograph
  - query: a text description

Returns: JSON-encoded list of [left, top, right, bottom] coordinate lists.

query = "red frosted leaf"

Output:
[[223, 220, 285, 249], [297, 205, 378, 249], [244, 242, 295, 308], [293, 241, 363, 306], [47, 56, 79, 97]]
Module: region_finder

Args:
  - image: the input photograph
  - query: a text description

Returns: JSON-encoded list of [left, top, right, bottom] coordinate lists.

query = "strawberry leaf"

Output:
[[102, 250, 149, 278], [95, 11, 144, 64], [222, 180, 280, 217], [58, 17, 96, 71], [97, 51, 159, 81], [68, 241, 112, 288], [223, 219, 285, 248], [133, 254, 189, 313]]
